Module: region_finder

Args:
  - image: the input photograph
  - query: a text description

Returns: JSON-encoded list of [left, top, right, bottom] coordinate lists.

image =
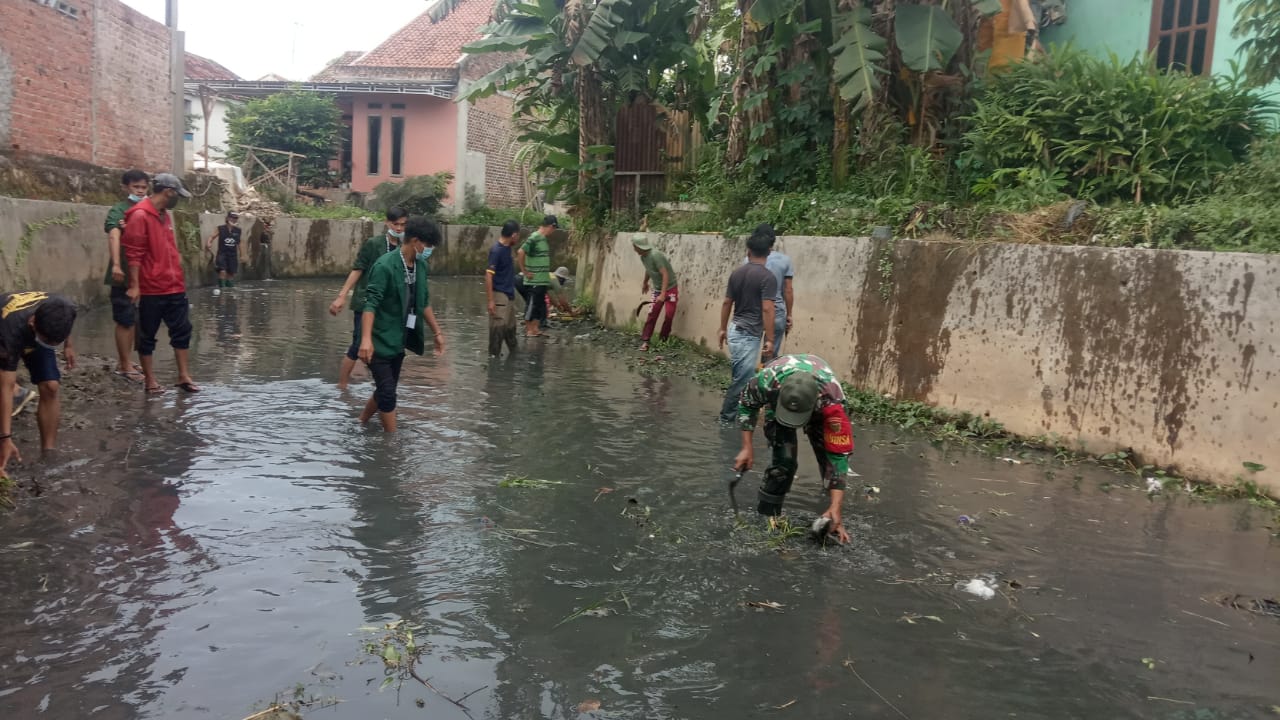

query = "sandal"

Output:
[[145, 385, 165, 395], [114, 370, 144, 382], [174, 381, 202, 394]]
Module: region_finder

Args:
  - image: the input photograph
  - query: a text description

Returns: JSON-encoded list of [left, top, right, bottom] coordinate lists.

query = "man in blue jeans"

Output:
[[718, 227, 777, 423], [741, 223, 794, 360]]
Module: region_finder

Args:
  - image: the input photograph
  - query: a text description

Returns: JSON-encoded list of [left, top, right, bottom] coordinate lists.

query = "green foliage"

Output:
[[830, 8, 886, 110], [1089, 135, 1280, 252], [371, 173, 453, 217], [1233, 0, 1280, 87], [452, 205, 555, 228], [962, 48, 1274, 205], [459, 0, 717, 218], [285, 204, 373, 220], [225, 89, 343, 186], [894, 4, 963, 73]]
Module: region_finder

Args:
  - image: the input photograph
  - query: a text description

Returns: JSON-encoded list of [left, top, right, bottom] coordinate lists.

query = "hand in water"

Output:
[[733, 447, 753, 472], [0, 438, 20, 476], [821, 511, 850, 544]]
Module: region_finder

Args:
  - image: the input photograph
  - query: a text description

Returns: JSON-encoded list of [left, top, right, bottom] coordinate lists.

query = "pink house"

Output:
[[184, 0, 526, 210]]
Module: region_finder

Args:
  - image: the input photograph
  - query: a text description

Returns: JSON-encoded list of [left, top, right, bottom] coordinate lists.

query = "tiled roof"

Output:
[[311, 51, 366, 81], [352, 0, 494, 70], [257, 73, 292, 82], [185, 51, 241, 81]]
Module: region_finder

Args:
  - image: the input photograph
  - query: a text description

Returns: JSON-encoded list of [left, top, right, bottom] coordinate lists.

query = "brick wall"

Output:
[[0, 0, 173, 172], [461, 52, 526, 208], [93, 0, 172, 170], [0, 0, 95, 161]]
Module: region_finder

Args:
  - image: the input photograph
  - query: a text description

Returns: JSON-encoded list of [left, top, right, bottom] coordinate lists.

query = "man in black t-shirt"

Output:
[[718, 228, 777, 423], [206, 212, 243, 294], [0, 292, 78, 475]]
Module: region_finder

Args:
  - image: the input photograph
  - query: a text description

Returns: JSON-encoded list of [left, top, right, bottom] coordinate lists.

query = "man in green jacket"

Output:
[[357, 216, 445, 432], [104, 169, 150, 380], [329, 207, 407, 390]]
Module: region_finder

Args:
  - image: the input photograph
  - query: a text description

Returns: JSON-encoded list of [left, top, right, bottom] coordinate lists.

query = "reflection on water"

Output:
[[0, 279, 1277, 719]]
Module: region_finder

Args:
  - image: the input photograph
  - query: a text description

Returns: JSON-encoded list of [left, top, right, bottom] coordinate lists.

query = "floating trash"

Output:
[[959, 578, 996, 600]]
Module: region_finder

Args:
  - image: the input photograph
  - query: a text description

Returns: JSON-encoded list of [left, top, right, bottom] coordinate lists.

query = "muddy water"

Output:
[[0, 279, 1277, 720]]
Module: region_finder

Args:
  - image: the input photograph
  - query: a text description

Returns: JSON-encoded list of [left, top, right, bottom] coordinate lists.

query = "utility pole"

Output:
[[168, 0, 185, 173]]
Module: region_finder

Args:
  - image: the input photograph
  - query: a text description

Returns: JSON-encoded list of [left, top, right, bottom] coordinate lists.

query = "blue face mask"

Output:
[[128, 194, 144, 203], [388, 229, 405, 240], [421, 247, 434, 259]]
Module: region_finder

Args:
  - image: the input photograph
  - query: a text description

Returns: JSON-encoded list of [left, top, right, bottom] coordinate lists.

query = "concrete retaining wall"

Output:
[[594, 232, 1279, 488], [0, 195, 572, 304]]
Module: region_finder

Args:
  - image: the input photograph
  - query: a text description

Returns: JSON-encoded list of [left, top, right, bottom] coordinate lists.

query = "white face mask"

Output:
[[388, 229, 405, 239]]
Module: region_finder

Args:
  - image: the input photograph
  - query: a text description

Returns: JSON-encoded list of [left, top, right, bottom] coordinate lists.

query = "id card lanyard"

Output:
[[402, 252, 417, 329]]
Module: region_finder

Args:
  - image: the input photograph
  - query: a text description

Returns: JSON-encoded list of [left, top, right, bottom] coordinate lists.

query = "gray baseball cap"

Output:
[[152, 173, 191, 198]]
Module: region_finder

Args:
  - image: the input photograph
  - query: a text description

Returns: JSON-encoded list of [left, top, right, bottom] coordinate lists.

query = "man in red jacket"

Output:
[[122, 173, 200, 395]]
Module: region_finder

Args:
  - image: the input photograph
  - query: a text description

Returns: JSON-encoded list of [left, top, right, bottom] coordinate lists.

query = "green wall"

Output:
[[1041, 0, 1250, 77]]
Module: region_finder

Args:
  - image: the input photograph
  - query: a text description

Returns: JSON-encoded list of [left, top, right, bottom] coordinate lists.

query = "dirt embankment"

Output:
[[2, 353, 141, 507]]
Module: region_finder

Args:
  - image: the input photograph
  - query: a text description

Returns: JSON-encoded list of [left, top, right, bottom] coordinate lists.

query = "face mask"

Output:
[[421, 247, 434, 259], [34, 336, 59, 351], [388, 229, 405, 239], [128, 194, 144, 203]]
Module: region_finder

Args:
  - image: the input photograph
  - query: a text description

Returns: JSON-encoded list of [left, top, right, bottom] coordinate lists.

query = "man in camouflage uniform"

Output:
[[733, 354, 855, 543]]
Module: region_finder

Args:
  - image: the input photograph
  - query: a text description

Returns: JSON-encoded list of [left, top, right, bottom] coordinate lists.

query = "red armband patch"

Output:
[[821, 404, 853, 454]]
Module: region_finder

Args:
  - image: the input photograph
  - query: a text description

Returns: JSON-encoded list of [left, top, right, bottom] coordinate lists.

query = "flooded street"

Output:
[[0, 278, 1276, 720]]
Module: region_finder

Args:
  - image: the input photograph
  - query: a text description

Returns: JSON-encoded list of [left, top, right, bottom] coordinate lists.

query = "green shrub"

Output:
[[962, 48, 1274, 205], [372, 173, 454, 217], [452, 206, 555, 228]]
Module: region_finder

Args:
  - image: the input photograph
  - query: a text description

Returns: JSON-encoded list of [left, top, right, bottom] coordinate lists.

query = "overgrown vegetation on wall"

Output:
[[647, 49, 1280, 253], [423, 0, 1280, 253]]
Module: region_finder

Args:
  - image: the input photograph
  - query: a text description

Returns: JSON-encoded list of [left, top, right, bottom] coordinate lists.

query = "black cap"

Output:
[[152, 173, 191, 198], [542, 214, 559, 228]]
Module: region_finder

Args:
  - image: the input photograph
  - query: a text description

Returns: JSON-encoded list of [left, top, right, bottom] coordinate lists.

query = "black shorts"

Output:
[[137, 293, 193, 356], [215, 251, 239, 275], [110, 285, 136, 328], [368, 353, 405, 413], [345, 312, 364, 361], [21, 346, 60, 385], [525, 285, 548, 323]]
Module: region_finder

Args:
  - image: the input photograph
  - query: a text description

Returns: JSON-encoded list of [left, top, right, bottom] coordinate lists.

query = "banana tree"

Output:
[[447, 0, 714, 214], [725, 0, 1004, 184]]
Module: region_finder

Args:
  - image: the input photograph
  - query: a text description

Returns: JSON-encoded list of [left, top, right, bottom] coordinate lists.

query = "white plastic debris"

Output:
[[960, 578, 996, 600], [1145, 478, 1162, 494], [997, 457, 1023, 465]]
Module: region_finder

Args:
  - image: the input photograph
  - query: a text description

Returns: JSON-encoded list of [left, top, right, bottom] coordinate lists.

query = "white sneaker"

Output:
[[212, 288, 221, 296], [11, 387, 35, 417]]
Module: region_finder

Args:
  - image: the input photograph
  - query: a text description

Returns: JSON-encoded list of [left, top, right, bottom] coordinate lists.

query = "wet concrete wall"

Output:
[[0, 194, 543, 302], [594, 232, 1278, 488]]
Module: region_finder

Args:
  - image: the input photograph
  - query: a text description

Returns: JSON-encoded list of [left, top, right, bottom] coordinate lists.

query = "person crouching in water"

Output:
[[356, 216, 446, 432], [732, 354, 854, 544]]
